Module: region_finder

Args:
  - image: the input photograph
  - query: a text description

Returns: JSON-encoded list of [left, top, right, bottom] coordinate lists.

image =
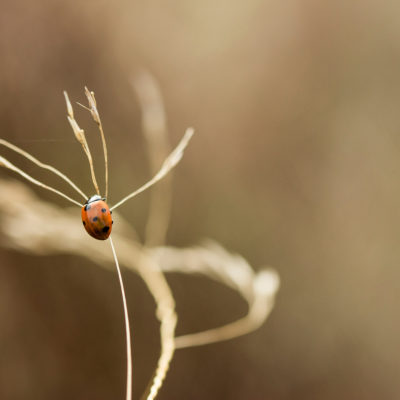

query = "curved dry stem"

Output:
[[131, 71, 172, 246], [149, 244, 280, 349], [135, 252, 177, 400], [111, 128, 194, 211], [174, 270, 279, 348], [109, 236, 133, 400], [0, 156, 82, 207], [0, 139, 88, 200]]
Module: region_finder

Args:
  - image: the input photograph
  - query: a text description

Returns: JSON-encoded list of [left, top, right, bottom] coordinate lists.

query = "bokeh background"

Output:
[[1, 0, 400, 399]]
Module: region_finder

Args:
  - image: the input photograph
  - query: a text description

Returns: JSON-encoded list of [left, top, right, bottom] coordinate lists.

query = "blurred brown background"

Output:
[[1, 0, 400, 399]]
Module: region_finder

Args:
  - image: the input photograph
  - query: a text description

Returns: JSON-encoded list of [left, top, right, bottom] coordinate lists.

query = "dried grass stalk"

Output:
[[131, 71, 178, 399], [110, 127, 194, 211], [0, 157, 82, 207], [110, 237, 133, 400], [0, 139, 87, 200], [131, 71, 172, 246]]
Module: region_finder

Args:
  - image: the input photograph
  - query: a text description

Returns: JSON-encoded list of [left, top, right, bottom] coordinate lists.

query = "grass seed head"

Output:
[[63, 91, 74, 119], [84, 86, 100, 124]]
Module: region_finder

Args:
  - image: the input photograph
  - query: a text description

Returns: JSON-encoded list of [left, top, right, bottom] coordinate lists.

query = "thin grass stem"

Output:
[[98, 122, 109, 199], [109, 236, 133, 400], [110, 128, 194, 211], [0, 139, 88, 200], [0, 156, 82, 207], [81, 141, 101, 196]]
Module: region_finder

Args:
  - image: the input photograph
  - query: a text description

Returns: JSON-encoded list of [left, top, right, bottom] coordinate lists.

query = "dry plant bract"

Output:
[[0, 76, 280, 400]]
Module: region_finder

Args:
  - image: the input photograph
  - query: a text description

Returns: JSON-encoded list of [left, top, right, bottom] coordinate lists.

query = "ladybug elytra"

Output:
[[81, 195, 113, 240]]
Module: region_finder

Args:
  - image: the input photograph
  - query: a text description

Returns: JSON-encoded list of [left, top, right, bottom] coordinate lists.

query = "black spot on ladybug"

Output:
[[112, 220, 114, 224], [93, 217, 98, 222], [83, 221, 86, 226], [102, 226, 110, 233], [101, 208, 107, 213]]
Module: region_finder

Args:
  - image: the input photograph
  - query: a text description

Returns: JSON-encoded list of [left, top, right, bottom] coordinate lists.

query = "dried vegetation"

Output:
[[0, 72, 279, 400]]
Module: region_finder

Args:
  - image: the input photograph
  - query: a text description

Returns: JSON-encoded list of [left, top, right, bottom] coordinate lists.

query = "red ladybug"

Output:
[[81, 195, 113, 240]]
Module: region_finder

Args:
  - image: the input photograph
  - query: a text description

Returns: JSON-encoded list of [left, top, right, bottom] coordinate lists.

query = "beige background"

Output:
[[1, 1, 400, 399]]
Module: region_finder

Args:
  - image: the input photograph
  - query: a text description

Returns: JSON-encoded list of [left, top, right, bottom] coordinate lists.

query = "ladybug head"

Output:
[[86, 194, 105, 204]]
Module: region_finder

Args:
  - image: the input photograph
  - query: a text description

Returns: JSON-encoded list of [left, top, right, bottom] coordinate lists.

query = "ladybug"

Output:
[[81, 195, 113, 240]]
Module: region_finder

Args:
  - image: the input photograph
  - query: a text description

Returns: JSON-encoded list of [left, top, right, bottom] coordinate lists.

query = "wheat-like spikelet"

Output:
[[64, 91, 101, 196]]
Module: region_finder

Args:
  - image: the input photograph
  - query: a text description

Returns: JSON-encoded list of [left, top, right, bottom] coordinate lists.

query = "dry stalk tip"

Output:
[[63, 91, 74, 119]]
